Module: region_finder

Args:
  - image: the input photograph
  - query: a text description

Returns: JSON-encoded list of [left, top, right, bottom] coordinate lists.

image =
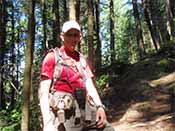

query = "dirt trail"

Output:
[[111, 110, 174, 131], [106, 74, 175, 131]]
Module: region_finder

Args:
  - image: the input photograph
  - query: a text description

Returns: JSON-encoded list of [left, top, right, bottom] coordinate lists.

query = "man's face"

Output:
[[61, 29, 81, 52]]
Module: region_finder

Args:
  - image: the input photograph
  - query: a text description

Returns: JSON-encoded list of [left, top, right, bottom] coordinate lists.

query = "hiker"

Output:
[[39, 20, 114, 131]]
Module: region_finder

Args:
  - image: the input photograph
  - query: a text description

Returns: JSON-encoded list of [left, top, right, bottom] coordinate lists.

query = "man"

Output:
[[39, 20, 114, 131]]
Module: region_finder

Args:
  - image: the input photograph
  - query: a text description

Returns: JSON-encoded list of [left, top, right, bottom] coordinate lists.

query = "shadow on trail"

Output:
[[99, 55, 175, 130]]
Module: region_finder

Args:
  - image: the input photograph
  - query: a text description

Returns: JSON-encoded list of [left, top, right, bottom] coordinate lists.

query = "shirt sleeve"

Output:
[[40, 51, 55, 80]]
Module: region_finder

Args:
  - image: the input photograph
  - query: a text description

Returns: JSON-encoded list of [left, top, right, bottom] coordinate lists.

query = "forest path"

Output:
[[109, 90, 174, 131], [102, 50, 175, 131]]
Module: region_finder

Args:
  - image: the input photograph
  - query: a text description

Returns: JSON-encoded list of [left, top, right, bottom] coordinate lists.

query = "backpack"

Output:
[[50, 47, 87, 92], [47, 47, 89, 124], [50, 47, 87, 109]]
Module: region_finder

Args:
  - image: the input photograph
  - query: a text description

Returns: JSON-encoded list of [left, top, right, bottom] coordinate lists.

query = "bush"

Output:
[[157, 58, 174, 72], [0, 109, 21, 131], [95, 74, 109, 90]]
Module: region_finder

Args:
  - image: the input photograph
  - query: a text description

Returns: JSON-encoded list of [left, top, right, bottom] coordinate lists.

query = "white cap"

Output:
[[62, 20, 81, 33]]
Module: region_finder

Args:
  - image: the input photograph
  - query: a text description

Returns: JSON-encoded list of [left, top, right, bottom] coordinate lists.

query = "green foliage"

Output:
[[95, 74, 109, 90], [29, 101, 42, 131], [114, 0, 137, 63], [0, 108, 21, 131], [156, 58, 174, 72]]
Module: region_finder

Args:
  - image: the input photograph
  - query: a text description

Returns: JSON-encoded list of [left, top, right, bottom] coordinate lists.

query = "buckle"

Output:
[[96, 104, 106, 110]]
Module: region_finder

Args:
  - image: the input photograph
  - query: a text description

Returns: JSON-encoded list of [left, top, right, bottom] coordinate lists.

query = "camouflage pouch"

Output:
[[49, 91, 75, 122]]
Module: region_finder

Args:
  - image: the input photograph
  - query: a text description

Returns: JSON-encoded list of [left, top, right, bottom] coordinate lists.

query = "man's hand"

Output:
[[96, 107, 106, 128]]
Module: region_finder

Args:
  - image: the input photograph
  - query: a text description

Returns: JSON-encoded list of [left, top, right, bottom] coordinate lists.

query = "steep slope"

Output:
[[105, 45, 175, 130]]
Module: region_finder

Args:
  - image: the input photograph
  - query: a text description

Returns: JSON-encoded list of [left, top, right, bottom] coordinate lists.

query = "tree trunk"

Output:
[[10, 1, 16, 110], [110, 0, 115, 64], [21, 0, 35, 130], [170, 0, 175, 17], [69, 0, 76, 20], [63, 0, 68, 21], [16, 28, 20, 92], [166, 0, 175, 41], [87, 0, 94, 71], [75, 0, 81, 51], [0, 0, 7, 109], [142, 0, 160, 51], [41, 0, 47, 50], [75, 0, 80, 22], [132, 0, 145, 59], [53, 0, 61, 47], [95, 0, 102, 72], [152, 1, 169, 46]]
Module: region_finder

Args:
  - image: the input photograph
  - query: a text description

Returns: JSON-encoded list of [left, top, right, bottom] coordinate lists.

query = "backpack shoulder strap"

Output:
[[79, 53, 88, 88], [50, 47, 62, 92], [50, 49, 88, 91]]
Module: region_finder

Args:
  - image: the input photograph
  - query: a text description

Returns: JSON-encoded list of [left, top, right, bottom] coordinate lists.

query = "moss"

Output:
[[156, 59, 173, 72]]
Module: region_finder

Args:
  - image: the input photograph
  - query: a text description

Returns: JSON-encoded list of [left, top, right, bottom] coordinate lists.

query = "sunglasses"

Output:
[[65, 33, 80, 37]]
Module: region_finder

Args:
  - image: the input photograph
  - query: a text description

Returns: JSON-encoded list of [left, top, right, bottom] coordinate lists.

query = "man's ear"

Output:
[[60, 33, 64, 41], [80, 33, 83, 41]]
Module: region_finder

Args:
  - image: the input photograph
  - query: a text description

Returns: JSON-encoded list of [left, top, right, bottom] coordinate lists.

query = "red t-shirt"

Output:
[[40, 46, 93, 94]]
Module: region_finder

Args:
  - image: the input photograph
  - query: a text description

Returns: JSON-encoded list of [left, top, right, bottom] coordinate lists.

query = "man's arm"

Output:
[[38, 79, 52, 125], [85, 78, 102, 106], [85, 78, 106, 128]]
